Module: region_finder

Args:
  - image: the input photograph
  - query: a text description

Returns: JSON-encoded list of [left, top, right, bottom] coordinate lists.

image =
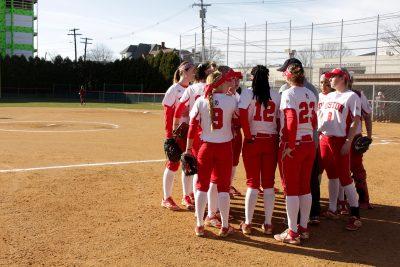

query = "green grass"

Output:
[[0, 101, 163, 110]]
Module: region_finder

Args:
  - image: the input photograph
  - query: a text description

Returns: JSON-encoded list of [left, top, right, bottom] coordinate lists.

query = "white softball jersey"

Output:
[[190, 93, 237, 143], [238, 88, 280, 135], [162, 83, 189, 123], [280, 86, 317, 140], [179, 82, 206, 112], [318, 90, 361, 137]]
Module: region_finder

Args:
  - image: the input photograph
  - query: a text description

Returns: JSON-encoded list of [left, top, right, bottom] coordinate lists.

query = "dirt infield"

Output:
[[0, 107, 399, 266]]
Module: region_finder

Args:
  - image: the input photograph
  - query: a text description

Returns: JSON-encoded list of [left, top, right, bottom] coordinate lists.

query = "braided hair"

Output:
[[206, 71, 223, 130], [251, 65, 271, 108]]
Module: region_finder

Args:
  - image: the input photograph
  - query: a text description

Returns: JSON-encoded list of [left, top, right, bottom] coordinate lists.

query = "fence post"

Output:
[[309, 22, 314, 84], [103, 82, 105, 102], [243, 22, 247, 84], [226, 27, 229, 66], [289, 20, 292, 55], [265, 21, 268, 66], [209, 27, 212, 60], [194, 33, 197, 62], [372, 15, 380, 121], [339, 19, 344, 67]]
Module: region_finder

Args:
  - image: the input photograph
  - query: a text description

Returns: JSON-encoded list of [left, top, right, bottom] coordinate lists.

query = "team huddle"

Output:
[[161, 57, 373, 245]]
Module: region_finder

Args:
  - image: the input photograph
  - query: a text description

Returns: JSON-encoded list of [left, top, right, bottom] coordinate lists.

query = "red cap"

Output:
[[324, 68, 349, 81], [204, 69, 241, 97]]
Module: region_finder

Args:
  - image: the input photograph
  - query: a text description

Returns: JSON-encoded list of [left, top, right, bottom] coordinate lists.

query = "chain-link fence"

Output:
[[180, 11, 400, 122]]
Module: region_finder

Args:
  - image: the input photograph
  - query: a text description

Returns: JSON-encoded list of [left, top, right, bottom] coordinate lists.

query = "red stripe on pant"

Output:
[[350, 134, 367, 181], [232, 129, 243, 167], [242, 136, 278, 189], [278, 141, 316, 196], [319, 135, 353, 186], [196, 141, 233, 193], [166, 137, 187, 172]]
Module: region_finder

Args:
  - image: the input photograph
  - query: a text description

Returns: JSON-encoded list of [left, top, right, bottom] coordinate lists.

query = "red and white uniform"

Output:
[[351, 90, 372, 183], [318, 90, 361, 186], [180, 82, 206, 111], [278, 86, 317, 196], [162, 83, 189, 171], [176, 82, 206, 157], [239, 88, 280, 189], [189, 94, 237, 193], [355, 91, 372, 135], [232, 92, 242, 167]]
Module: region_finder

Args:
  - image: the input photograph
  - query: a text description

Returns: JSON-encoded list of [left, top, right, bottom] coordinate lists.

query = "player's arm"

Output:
[[364, 113, 372, 139], [239, 108, 252, 141], [186, 100, 200, 154], [238, 89, 252, 141], [162, 87, 177, 138], [341, 95, 362, 155], [164, 105, 175, 138]]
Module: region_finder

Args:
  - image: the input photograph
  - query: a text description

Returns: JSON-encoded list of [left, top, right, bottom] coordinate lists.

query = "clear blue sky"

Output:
[[38, 0, 400, 63]]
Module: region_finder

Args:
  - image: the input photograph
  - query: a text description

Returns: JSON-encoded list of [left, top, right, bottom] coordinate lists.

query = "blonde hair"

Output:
[[173, 61, 190, 83], [206, 71, 223, 130]]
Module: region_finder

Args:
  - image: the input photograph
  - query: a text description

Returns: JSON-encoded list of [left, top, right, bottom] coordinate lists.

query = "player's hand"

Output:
[[185, 149, 193, 155], [340, 140, 352, 155], [282, 147, 294, 160], [245, 136, 255, 144]]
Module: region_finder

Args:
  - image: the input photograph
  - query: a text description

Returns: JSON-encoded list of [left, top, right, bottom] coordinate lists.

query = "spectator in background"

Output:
[[375, 91, 386, 122], [79, 85, 86, 106]]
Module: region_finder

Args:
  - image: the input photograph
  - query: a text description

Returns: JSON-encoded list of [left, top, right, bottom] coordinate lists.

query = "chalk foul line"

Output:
[[0, 159, 165, 173]]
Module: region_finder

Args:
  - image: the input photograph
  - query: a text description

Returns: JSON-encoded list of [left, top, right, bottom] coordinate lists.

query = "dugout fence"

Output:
[[1, 82, 400, 122]]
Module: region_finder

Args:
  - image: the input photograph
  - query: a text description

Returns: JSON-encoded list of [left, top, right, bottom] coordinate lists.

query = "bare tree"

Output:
[[317, 42, 353, 58], [295, 48, 316, 67], [87, 44, 115, 62], [204, 46, 225, 64], [381, 23, 400, 54]]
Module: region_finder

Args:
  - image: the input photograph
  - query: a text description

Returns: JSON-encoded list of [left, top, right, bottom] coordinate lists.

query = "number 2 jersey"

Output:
[[280, 86, 317, 142], [238, 88, 280, 135], [317, 90, 361, 137], [189, 93, 237, 143], [179, 82, 206, 112]]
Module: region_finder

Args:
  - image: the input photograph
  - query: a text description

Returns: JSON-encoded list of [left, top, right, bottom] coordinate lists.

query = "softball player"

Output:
[[350, 89, 373, 209], [318, 68, 362, 231], [174, 63, 212, 208], [161, 61, 195, 211], [274, 63, 317, 245], [186, 69, 238, 237], [238, 65, 280, 235]]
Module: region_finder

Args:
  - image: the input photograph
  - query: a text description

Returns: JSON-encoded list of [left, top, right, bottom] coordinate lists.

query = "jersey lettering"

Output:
[[212, 108, 223, 129]]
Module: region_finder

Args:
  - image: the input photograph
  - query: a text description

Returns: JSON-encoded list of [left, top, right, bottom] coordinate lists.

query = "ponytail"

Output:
[[251, 65, 271, 109], [206, 71, 223, 130]]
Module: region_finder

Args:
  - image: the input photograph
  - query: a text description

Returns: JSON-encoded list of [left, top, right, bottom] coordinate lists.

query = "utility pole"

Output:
[[68, 28, 82, 61], [192, 0, 211, 62], [80, 37, 93, 61]]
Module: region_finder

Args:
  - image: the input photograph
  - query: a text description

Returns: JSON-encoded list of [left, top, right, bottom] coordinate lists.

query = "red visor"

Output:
[[325, 68, 349, 80], [204, 69, 242, 97]]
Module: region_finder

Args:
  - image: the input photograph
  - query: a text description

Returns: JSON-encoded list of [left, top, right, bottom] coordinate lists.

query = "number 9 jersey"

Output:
[[189, 93, 237, 143], [280, 86, 317, 142]]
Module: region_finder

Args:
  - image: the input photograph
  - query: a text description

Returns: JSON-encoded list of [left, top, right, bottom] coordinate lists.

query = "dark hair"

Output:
[[195, 62, 209, 82], [236, 86, 242, 95], [286, 63, 305, 86], [251, 65, 271, 108]]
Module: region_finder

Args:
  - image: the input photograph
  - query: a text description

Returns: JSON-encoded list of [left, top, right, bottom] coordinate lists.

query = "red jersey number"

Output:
[[299, 101, 315, 124], [212, 108, 223, 129], [253, 101, 275, 122]]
